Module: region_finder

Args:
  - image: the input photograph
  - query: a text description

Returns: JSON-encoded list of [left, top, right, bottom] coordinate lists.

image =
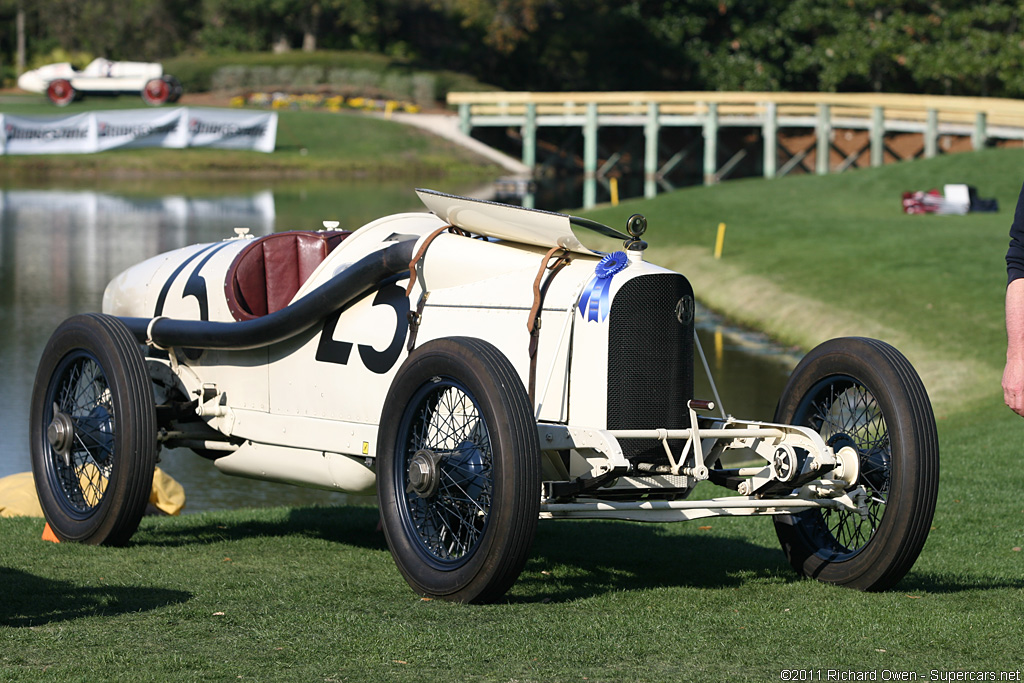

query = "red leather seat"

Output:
[[225, 230, 350, 321]]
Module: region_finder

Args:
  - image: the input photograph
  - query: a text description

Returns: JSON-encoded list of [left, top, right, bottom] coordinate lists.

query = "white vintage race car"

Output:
[[30, 190, 939, 603], [17, 58, 182, 107]]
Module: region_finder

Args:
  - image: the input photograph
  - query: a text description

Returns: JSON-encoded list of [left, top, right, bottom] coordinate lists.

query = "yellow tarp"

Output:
[[0, 468, 185, 518], [150, 468, 186, 516], [0, 472, 43, 518]]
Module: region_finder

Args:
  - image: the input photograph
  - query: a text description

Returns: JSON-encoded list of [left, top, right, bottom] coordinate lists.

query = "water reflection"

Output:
[[693, 307, 799, 423], [0, 188, 272, 475], [0, 182, 796, 513]]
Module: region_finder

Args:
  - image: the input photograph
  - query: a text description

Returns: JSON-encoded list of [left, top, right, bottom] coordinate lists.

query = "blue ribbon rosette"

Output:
[[578, 251, 629, 322]]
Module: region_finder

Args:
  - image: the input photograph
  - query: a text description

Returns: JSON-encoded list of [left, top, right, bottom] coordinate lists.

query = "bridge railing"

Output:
[[447, 91, 1024, 208], [449, 91, 1024, 129]]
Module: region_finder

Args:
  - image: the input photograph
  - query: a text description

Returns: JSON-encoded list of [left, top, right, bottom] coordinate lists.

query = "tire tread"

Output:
[[773, 337, 939, 591]]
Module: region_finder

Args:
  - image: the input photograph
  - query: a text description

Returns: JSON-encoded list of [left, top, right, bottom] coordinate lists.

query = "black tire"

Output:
[[162, 75, 183, 103], [47, 79, 75, 106], [377, 337, 540, 603], [30, 314, 158, 545], [772, 337, 939, 591]]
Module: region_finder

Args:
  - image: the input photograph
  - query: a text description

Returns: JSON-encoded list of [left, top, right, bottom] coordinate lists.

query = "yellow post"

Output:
[[714, 222, 726, 259], [610, 177, 619, 206], [714, 328, 724, 370]]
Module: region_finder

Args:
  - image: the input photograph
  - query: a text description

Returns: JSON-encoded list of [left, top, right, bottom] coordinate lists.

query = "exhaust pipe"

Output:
[[120, 239, 415, 351]]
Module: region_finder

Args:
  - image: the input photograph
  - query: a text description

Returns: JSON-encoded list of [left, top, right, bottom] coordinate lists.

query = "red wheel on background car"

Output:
[[46, 79, 75, 106], [141, 78, 170, 106]]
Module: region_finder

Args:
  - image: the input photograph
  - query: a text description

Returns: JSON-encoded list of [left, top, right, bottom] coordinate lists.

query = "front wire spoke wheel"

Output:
[[378, 338, 539, 603], [402, 384, 493, 562], [810, 382, 889, 555], [773, 337, 938, 591]]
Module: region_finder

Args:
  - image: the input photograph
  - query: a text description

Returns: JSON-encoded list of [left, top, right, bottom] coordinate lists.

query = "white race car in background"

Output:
[[29, 190, 939, 603], [17, 58, 182, 107]]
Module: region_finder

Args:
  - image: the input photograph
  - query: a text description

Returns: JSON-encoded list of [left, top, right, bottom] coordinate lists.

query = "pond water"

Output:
[[0, 180, 796, 513]]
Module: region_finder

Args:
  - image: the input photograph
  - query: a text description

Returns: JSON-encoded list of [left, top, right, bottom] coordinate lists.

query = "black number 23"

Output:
[[315, 284, 409, 374]]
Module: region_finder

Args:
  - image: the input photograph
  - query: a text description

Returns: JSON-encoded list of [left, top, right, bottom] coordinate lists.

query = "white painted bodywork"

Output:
[[103, 190, 867, 518], [18, 58, 163, 95]]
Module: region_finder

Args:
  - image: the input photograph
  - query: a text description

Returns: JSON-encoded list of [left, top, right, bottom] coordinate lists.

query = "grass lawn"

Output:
[[0, 94, 497, 182], [2, 144, 1023, 681]]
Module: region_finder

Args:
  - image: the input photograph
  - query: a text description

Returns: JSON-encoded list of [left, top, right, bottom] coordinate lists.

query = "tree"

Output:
[[10, 0, 1024, 99], [198, 0, 276, 53], [903, 5, 1024, 97], [29, 0, 196, 61]]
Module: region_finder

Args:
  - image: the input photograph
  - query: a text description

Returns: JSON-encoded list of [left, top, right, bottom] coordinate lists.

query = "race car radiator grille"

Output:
[[607, 272, 694, 464]]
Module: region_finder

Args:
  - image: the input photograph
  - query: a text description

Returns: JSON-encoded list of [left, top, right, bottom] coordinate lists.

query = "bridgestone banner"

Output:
[[0, 108, 277, 155]]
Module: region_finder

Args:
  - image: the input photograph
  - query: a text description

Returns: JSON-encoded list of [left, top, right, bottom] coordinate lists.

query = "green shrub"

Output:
[[161, 50, 497, 103], [294, 65, 325, 88], [326, 68, 379, 93], [411, 73, 438, 106], [247, 65, 276, 88], [273, 65, 296, 87], [210, 65, 247, 91], [380, 72, 412, 99]]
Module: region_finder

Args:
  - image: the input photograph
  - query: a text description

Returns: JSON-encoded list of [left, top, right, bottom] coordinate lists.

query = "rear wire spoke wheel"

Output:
[[377, 338, 540, 603], [773, 337, 939, 591], [30, 314, 157, 545]]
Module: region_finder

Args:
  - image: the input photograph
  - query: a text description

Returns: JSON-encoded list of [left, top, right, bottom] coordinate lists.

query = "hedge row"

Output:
[[162, 51, 496, 106]]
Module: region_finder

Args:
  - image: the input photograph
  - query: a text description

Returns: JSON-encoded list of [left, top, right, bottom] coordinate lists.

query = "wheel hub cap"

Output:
[[47, 403, 75, 466], [828, 434, 863, 488], [407, 449, 440, 498]]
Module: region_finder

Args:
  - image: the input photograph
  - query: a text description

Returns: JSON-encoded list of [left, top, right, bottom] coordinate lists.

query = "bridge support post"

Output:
[[925, 109, 938, 158], [583, 102, 598, 208], [703, 102, 718, 186], [644, 101, 660, 198], [762, 101, 777, 179], [870, 106, 885, 167], [973, 111, 988, 150], [522, 102, 537, 171], [816, 104, 831, 175]]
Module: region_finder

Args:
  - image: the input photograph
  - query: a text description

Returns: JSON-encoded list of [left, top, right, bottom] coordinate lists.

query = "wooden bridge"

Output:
[[447, 91, 1024, 208]]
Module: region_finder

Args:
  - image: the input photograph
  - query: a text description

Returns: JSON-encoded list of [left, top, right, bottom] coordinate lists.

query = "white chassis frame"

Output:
[[537, 407, 867, 522]]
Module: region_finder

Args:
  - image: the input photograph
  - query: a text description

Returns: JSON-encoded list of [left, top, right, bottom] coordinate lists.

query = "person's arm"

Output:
[[1004, 278, 1024, 416], [1004, 181, 1024, 416]]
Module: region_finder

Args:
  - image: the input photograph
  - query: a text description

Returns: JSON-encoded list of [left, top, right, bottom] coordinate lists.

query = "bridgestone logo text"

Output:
[[189, 120, 267, 137], [2, 109, 275, 154], [99, 121, 178, 138], [5, 125, 89, 141]]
